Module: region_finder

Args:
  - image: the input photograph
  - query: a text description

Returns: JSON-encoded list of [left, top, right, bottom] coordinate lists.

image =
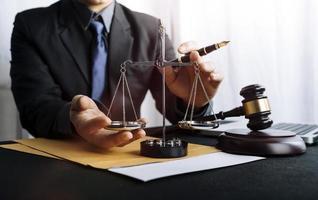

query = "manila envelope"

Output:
[[15, 136, 219, 169]]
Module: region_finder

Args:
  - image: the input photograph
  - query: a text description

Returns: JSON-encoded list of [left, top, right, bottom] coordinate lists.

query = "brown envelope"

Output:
[[14, 136, 219, 169], [0, 143, 59, 159]]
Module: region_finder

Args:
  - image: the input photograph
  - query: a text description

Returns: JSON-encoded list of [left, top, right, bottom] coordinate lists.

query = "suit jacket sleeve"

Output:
[[10, 13, 74, 138]]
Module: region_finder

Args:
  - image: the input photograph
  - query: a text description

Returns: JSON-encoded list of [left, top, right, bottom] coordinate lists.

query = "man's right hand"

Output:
[[70, 95, 146, 149]]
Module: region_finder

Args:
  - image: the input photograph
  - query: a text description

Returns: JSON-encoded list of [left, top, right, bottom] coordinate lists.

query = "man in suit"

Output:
[[10, 0, 223, 149]]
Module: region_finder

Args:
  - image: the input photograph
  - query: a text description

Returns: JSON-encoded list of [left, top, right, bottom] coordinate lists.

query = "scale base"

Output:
[[217, 128, 306, 156], [140, 139, 188, 158]]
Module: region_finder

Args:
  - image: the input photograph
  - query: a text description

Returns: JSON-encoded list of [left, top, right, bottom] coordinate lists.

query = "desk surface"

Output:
[[1, 127, 317, 200]]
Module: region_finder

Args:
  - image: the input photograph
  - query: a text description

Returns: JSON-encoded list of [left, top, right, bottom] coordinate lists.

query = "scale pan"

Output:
[[105, 121, 146, 131], [178, 120, 219, 130]]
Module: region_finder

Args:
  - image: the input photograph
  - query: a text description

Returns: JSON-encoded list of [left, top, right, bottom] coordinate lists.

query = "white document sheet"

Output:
[[109, 152, 265, 182]]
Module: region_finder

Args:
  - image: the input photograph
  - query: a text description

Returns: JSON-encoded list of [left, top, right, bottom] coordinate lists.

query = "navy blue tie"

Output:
[[90, 20, 107, 101]]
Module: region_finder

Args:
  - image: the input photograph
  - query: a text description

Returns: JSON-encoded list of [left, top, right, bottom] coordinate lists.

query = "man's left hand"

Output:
[[164, 41, 224, 108]]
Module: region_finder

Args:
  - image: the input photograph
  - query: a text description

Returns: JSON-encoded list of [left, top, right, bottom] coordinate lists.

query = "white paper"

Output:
[[109, 152, 265, 182]]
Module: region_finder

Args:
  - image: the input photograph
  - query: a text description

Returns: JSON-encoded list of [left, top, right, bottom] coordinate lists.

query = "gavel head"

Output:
[[240, 84, 273, 130]]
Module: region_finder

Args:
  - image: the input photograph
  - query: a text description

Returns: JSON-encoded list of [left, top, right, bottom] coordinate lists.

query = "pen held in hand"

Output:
[[170, 41, 230, 63]]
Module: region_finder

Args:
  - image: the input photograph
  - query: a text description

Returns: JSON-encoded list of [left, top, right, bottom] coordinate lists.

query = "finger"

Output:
[[160, 66, 177, 85], [94, 131, 134, 149], [190, 51, 216, 75], [80, 115, 111, 134], [132, 129, 146, 140], [71, 95, 98, 112], [137, 118, 148, 124], [118, 129, 146, 147], [71, 95, 84, 112], [189, 51, 204, 64], [209, 71, 224, 85], [178, 41, 200, 54]]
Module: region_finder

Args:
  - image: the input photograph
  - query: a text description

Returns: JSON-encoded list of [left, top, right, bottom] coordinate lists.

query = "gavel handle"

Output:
[[198, 106, 244, 121]]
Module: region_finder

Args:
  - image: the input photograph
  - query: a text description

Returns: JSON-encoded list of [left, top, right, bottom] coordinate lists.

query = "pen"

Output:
[[170, 41, 230, 63]]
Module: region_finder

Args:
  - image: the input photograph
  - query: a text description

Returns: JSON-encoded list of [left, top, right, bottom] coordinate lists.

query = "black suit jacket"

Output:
[[10, 0, 183, 138]]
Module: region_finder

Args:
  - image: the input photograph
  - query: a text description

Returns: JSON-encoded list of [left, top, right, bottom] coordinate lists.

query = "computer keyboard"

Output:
[[272, 123, 318, 145]]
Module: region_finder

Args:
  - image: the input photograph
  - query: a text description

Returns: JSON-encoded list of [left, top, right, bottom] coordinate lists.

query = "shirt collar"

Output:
[[72, 0, 115, 33]]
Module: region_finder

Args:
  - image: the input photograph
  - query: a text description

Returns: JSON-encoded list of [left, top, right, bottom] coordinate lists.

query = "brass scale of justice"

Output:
[[103, 21, 306, 158]]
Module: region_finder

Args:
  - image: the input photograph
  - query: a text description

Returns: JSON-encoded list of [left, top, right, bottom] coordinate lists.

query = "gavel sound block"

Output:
[[203, 84, 306, 156]]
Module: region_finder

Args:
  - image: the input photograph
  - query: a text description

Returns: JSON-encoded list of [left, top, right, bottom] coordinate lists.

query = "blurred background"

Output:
[[1, 0, 317, 140]]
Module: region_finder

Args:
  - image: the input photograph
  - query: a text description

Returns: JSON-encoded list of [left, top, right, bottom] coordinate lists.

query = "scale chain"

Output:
[[122, 70, 125, 124], [183, 74, 197, 121], [123, 73, 139, 121], [196, 68, 218, 120], [190, 74, 199, 121], [107, 61, 139, 124], [107, 74, 123, 117], [182, 63, 218, 123]]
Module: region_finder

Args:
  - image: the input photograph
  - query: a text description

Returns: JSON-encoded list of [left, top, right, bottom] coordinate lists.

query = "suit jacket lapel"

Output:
[[58, 0, 91, 85], [57, 1, 133, 92], [107, 3, 133, 97]]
